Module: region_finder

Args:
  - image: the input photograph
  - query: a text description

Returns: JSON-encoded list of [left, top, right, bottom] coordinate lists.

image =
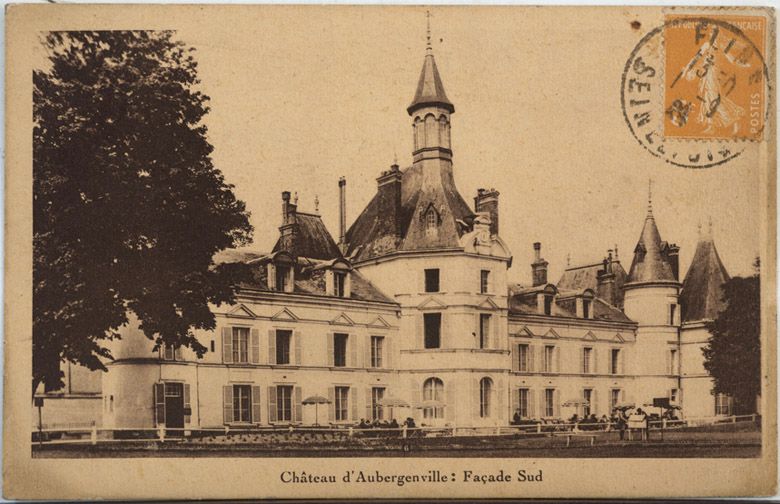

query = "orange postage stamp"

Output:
[[663, 14, 767, 141]]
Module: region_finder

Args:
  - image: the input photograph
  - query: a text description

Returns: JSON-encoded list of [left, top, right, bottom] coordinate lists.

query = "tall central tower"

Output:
[[408, 18, 454, 167]]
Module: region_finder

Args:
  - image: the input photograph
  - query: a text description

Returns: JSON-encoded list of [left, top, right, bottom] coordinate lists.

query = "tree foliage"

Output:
[[702, 273, 761, 414], [34, 31, 253, 392]]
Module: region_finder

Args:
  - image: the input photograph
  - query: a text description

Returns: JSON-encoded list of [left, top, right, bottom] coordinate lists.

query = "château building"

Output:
[[44, 32, 736, 432]]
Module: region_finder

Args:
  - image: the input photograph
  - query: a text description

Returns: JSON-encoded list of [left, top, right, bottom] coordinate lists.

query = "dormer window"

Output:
[[268, 252, 295, 293], [328, 261, 351, 298], [583, 299, 591, 319], [544, 295, 553, 316], [426, 209, 438, 230], [334, 271, 346, 297], [275, 265, 290, 292]]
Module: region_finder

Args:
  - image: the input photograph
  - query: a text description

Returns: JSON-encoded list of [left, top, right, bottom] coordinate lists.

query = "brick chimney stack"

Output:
[[474, 188, 500, 236], [597, 249, 617, 306], [279, 191, 298, 255], [531, 242, 549, 286], [338, 177, 347, 254]]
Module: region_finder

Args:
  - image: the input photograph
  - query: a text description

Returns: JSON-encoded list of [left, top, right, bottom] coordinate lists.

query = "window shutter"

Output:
[[621, 389, 626, 402], [267, 386, 277, 423], [496, 378, 505, 420], [154, 383, 165, 425], [538, 389, 545, 418], [665, 349, 671, 375], [511, 387, 519, 417], [222, 327, 233, 364], [411, 378, 421, 407], [365, 335, 372, 369], [445, 380, 456, 422], [183, 384, 191, 424], [621, 349, 626, 374], [472, 377, 479, 417], [349, 334, 357, 368], [556, 346, 562, 373], [223, 385, 233, 424], [385, 338, 392, 368], [174, 346, 183, 361], [328, 387, 335, 421], [528, 389, 536, 418], [294, 331, 302, 365], [250, 329, 260, 364], [580, 347, 585, 374], [267, 263, 276, 290], [592, 389, 599, 416], [416, 315, 423, 349], [327, 333, 334, 367], [554, 389, 561, 418], [350, 387, 358, 422], [511, 344, 518, 372], [294, 386, 303, 423], [474, 313, 480, 348], [593, 348, 599, 374], [325, 270, 334, 296], [268, 330, 276, 365], [251, 386, 261, 423], [365, 388, 373, 420]]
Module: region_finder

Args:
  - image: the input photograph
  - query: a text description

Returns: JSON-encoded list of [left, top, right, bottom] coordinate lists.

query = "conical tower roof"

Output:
[[407, 48, 454, 115], [627, 201, 676, 284], [679, 224, 731, 322]]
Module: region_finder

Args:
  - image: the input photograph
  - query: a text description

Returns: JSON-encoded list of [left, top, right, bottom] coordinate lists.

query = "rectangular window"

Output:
[[370, 336, 384, 368], [424, 313, 441, 349], [715, 393, 732, 416], [611, 389, 621, 412], [545, 389, 555, 417], [232, 327, 249, 364], [543, 345, 554, 373], [611, 348, 620, 375], [424, 269, 440, 293], [670, 349, 678, 374], [518, 388, 529, 418], [334, 272, 346, 297], [480, 270, 490, 294], [233, 384, 252, 423], [163, 344, 175, 361], [333, 333, 348, 367], [479, 314, 491, 349], [670, 388, 678, 404], [275, 265, 290, 292], [583, 388, 593, 417], [276, 330, 291, 365], [583, 347, 592, 374], [583, 299, 591, 319], [518, 344, 529, 372], [371, 387, 385, 421], [670, 304, 677, 325], [276, 385, 293, 422], [335, 386, 349, 421], [544, 295, 553, 315]]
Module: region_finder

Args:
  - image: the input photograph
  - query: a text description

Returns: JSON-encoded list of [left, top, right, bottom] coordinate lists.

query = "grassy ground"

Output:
[[33, 424, 761, 458]]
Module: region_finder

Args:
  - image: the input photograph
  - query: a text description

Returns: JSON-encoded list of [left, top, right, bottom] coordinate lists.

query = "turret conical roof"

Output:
[[679, 226, 731, 322], [627, 206, 677, 284], [407, 50, 454, 115]]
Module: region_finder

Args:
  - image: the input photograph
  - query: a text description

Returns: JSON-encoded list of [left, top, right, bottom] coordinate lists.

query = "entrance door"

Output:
[[164, 382, 184, 436]]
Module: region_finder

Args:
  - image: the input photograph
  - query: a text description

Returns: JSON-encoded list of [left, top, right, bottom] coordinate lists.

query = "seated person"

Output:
[[389, 418, 399, 429]]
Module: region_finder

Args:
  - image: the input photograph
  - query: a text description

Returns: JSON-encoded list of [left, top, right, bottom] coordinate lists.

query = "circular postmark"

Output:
[[621, 15, 771, 169]]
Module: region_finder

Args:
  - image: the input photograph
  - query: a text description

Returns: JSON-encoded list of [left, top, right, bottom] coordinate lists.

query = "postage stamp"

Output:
[[621, 12, 771, 168]]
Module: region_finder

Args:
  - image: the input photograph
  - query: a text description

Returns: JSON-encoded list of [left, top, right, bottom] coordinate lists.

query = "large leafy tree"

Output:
[[34, 31, 253, 392], [702, 268, 761, 415]]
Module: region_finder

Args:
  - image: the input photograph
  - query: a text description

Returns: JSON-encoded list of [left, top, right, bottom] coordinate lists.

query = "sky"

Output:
[[128, 7, 765, 284]]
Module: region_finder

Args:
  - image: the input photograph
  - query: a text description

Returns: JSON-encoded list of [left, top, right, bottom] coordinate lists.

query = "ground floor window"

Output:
[[583, 388, 593, 417], [277, 385, 293, 422], [518, 388, 529, 418], [544, 388, 555, 417], [611, 389, 621, 412], [233, 384, 251, 423], [335, 386, 350, 421], [423, 377, 444, 419], [371, 387, 385, 421], [715, 393, 732, 416], [479, 378, 492, 418]]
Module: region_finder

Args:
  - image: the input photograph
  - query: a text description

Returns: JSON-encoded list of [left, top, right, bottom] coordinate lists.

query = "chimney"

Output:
[[338, 177, 347, 254], [666, 243, 680, 280], [375, 163, 403, 244], [597, 253, 617, 306], [531, 242, 549, 286], [279, 191, 298, 254], [474, 188, 500, 236]]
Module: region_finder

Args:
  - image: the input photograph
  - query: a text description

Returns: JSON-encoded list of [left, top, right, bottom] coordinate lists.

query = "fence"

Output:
[[32, 414, 759, 448]]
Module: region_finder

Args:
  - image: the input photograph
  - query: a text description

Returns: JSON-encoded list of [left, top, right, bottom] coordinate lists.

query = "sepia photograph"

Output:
[[4, 4, 777, 499]]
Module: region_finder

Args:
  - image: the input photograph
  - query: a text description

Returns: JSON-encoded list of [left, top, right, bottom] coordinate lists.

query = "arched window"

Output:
[[424, 114, 437, 148], [479, 377, 493, 418], [422, 377, 444, 419], [414, 117, 423, 150], [439, 116, 450, 149], [426, 209, 438, 230]]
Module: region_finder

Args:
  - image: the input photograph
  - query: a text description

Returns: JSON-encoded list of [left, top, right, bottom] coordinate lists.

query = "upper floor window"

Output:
[[275, 265, 291, 292], [162, 344, 182, 361], [232, 327, 249, 364], [669, 304, 677, 325], [370, 336, 384, 368], [426, 209, 438, 230], [582, 347, 593, 374], [582, 299, 591, 319], [276, 330, 291, 365], [425, 269, 440, 293], [543, 345, 555, 373], [480, 270, 490, 294], [479, 314, 491, 349], [334, 271, 346, 297], [517, 344, 530, 372], [333, 333, 348, 367], [424, 313, 441, 349], [543, 295, 553, 316], [611, 348, 621, 375], [669, 348, 678, 374]]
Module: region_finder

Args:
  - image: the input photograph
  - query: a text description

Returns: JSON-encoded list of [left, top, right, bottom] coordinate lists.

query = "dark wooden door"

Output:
[[165, 383, 184, 436]]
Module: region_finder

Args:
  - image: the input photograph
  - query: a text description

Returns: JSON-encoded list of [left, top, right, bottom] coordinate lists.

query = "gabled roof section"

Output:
[[583, 330, 598, 341], [543, 328, 561, 339], [613, 332, 626, 343], [407, 51, 454, 115], [417, 296, 448, 310], [680, 231, 731, 322], [367, 316, 392, 328], [271, 307, 299, 322], [228, 304, 257, 318], [330, 313, 356, 326], [627, 205, 676, 284], [514, 326, 535, 338], [478, 297, 500, 310], [557, 259, 628, 307], [273, 212, 342, 261]]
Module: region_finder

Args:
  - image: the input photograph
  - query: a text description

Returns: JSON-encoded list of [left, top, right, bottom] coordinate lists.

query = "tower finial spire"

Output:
[[426, 10, 432, 52], [647, 178, 654, 217]]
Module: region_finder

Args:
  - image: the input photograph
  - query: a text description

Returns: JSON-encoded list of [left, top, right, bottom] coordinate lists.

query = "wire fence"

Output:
[[32, 414, 760, 447]]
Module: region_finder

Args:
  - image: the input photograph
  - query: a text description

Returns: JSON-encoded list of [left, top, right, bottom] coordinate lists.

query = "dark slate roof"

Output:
[[507, 285, 633, 323], [680, 235, 730, 322], [345, 163, 474, 262], [214, 251, 395, 305], [627, 208, 676, 284], [557, 260, 628, 308], [272, 212, 342, 260], [407, 50, 454, 115]]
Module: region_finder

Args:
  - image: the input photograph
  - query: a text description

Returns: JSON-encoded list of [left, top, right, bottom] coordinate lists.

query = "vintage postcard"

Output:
[[4, 4, 777, 499]]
